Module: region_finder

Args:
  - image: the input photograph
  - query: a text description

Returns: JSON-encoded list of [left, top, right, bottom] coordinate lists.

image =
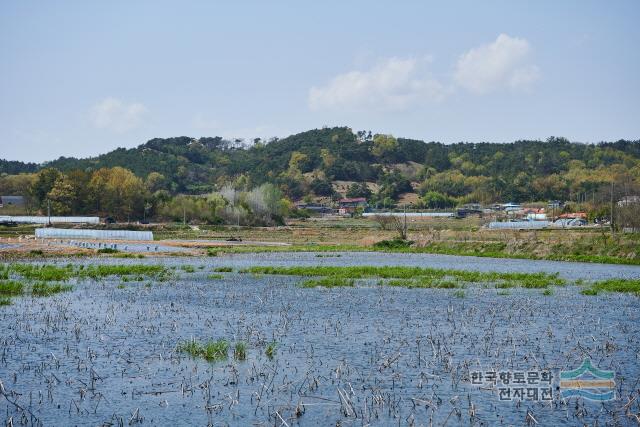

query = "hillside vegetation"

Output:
[[1, 127, 639, 222]]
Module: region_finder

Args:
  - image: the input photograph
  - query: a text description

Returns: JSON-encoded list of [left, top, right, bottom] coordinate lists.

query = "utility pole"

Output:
[[610, 181, 614, 236], [403, 203, 407, 240]]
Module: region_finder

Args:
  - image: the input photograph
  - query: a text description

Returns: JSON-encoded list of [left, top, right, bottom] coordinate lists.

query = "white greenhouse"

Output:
[[488, 221, 551, 230], [35, 228, 153, 241], [0, 216, 100, 224]]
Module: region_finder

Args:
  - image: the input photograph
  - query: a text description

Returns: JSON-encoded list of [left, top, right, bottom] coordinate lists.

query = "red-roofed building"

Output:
[[558, 212, 587, 219]]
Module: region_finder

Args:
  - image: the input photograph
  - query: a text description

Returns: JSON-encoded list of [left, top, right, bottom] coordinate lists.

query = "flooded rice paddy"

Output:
[[1, 252, 639, 426]]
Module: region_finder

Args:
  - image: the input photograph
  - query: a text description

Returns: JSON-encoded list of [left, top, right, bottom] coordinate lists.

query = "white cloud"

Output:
[[90, 97, 147, 132], [308, 57, 447, 111], [454, 34, 539, 94]]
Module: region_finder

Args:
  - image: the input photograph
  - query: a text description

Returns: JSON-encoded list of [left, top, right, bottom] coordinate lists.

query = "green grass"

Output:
[[180, 265, 196, 273], [0, 280, 24, 295], [373, 238, 414, 249], [497, 290, 511, 296], [581, 288, 599, 296], [113, 253, 145, 259], [265, 341, 277, 359], [208, 274, 224, 280], [96, 248, 119, 254], [300, 277, 354, 288], [542, 288, 554, 296], [243, 266, 565, 289], [31, 282, 73, 297], [213, 267, 233, 272], [7, 264, 73, 281], [177, 338, 229, 362], [588, 279, 640, 295], [0, 297, 12, 306], [1, 263, 168, 281], [382, 277, 461, 289], [234, 342, 247, 361]]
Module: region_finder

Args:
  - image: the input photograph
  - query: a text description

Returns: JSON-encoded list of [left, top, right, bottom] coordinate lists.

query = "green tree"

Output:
[[346, 182, 372, 199], [371, 134, 398, 163], [31, 168, 62, 209], [421, 191, 456, 209], [47, 176, 76, 215]]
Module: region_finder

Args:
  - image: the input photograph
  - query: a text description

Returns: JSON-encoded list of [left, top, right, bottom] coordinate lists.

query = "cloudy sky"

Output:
[[1, 1, 639, 162]]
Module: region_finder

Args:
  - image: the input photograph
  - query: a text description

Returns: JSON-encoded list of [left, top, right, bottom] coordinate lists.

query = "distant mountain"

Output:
[[2, 127, 639, 202]]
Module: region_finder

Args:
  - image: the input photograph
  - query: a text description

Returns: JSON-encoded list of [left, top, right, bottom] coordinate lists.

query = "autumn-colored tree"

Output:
[[89, 167, 148, 220]]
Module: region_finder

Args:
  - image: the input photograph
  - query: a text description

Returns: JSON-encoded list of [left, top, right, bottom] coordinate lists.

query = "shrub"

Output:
[[373, 238, 414, 250]]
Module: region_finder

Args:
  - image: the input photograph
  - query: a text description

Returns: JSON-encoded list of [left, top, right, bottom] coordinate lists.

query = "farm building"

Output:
[[617, 196, 640, 206], [0, 196, 25, 208], [294, 202, 334, 214], [337, 197, 367, 214]]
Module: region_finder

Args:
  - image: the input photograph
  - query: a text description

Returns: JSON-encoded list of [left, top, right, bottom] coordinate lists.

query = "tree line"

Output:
[[1, 127, 639, 221], [0, 166, 288, 225]]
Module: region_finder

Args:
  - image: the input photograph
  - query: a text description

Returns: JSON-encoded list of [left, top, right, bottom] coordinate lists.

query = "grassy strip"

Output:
[[0, 297, 12, 306], [113, 253, 146, 259], [0, 280, 24, 295], [582, 279, 640, 296], [32, 282, 73, 296], [4, 264, 74, 281], [207, 243, 640, 266], [0, 280, 72, 298], [243, 265, 565, 289], [383, 278, 460, 289], [0, 263, 169, 282], [96, 248, 119, 254], [300, 277, 354, 288]]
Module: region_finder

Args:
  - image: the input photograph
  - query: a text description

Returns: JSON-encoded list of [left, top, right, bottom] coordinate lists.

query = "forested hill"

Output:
[[0, 159, 39, 175], [2, 127, 639, 203]]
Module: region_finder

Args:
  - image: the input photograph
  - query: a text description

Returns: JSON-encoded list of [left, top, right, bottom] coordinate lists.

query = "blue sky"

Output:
[[1, 0, 639, 162]]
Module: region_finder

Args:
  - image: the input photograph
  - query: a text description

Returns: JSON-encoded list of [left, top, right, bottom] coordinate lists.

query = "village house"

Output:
[[617, 195, 640, 207], [337, 197, 367, 214], [0, 196, 25, 209]]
